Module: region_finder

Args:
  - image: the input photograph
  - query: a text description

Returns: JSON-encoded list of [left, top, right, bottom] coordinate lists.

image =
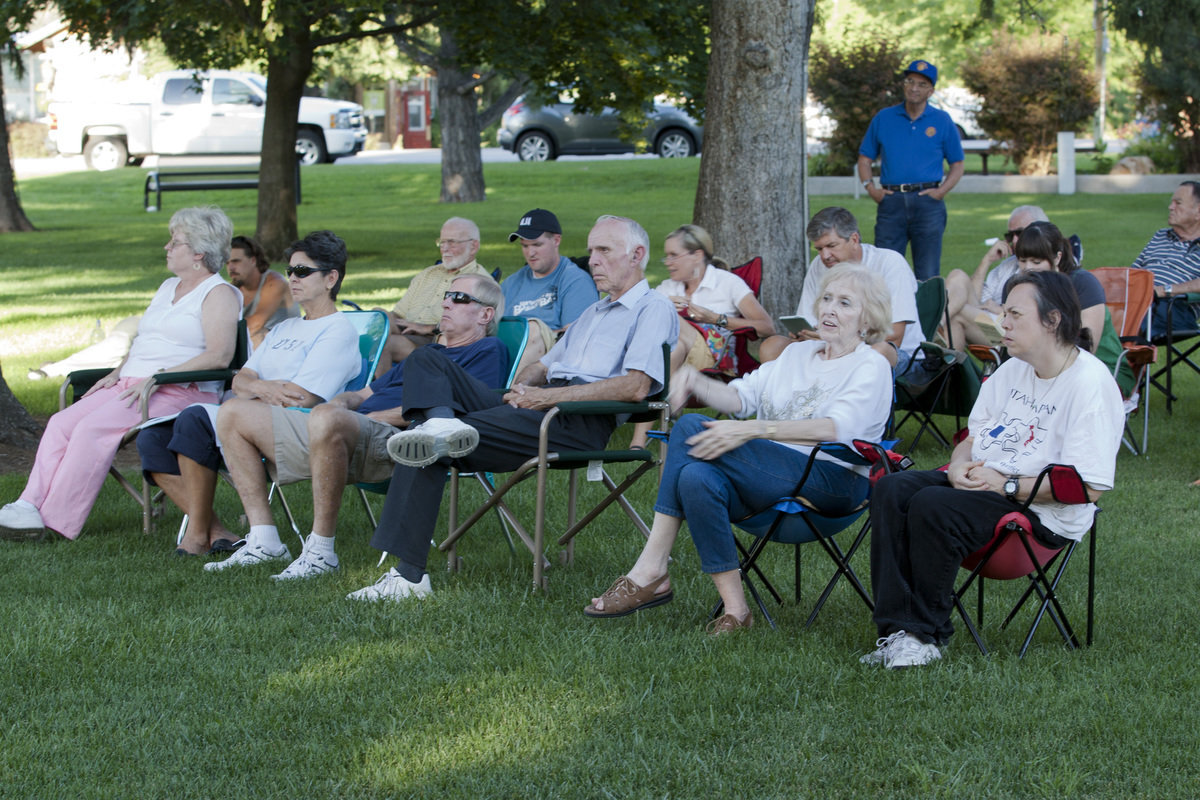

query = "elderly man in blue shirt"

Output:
[[857, 59, 965, 281], [347, 214, 679, 602]]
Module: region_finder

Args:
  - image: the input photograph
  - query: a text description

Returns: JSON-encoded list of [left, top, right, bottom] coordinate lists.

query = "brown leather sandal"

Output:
[[706, 611, 754, 636], [584, 574, 673, 618]]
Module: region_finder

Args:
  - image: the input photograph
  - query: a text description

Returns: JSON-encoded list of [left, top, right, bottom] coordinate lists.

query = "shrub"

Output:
[[961, 31, 1098, 176], [808, 36, 907, 175], [7, 122, 51, 158], [1120, 124, 1184, 173]]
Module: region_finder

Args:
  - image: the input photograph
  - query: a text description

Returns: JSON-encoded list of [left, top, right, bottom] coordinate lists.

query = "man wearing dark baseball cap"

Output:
[[501, 208, 598, 361], [857, 59, 965, 281]]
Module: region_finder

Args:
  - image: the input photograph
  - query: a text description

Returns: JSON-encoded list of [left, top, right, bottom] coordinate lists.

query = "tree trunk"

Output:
[[0, 363, 42, 449], [256, 42, 314, 258], [437, 31, 486, 204], [0, 71, 36, 234], [694, 0, 814, 321]]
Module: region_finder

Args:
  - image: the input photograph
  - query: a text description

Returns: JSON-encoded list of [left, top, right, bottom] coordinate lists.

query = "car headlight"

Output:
[[331, 110, 355, 129]]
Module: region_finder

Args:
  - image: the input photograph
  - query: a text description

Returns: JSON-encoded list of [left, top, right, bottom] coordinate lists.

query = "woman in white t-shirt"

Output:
[[630, 224, 775, 448], [138, 230, 361, 556], [586, 265, 894, 634], [862, 269, 1124, 669], [0, 207, 242, 541]]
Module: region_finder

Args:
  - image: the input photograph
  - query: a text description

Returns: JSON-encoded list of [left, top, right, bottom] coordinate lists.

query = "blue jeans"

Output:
[[1145, 296, 1199, 339], [655, 413, 868, 574], [874, 191, 946, 281]]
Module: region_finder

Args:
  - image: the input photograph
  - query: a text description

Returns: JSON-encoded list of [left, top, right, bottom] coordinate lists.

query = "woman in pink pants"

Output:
[[0, 206, 242, 540]]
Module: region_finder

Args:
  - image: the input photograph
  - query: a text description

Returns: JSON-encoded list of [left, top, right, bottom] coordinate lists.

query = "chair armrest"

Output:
[[555, 399, 663, 416], [60, 368, 115, 409], [153, 368, 236, 386]]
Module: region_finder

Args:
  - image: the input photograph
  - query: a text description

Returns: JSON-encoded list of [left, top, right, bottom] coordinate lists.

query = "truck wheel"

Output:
[[83, 137, 128, 171], [516, 132, 555, 161], [295, 130, 328, 166]]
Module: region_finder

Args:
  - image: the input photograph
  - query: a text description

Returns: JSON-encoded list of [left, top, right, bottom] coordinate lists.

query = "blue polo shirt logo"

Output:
[[926, 127, 937, 137]]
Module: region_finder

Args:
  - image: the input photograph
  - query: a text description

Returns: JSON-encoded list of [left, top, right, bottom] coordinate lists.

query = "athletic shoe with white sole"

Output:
[[0, 501, 45, 540], [884, 633, 943, 669], [203, 541, 291, 572], [271, 547, 338, 580], [859, 630, 909, 666], [386, 418, 479, 468], [346, 568, 432, 602]]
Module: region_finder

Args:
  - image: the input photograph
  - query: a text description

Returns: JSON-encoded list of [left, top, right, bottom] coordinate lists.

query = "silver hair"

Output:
[[596, 215, 650, 270], [169, 206, 234, 273]]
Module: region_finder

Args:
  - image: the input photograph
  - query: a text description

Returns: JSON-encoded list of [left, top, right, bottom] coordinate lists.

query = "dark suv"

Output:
[[498, 96, 703, 161]]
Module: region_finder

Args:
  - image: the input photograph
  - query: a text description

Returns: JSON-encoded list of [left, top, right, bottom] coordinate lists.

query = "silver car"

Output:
[[498, 96, 703, 161]]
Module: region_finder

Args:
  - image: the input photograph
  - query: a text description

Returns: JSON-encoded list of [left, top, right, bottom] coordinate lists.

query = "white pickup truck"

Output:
[[48, 69, 368, 170]]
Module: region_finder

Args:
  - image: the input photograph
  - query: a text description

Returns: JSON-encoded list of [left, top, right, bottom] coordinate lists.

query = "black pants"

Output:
[[869, 469, 1062, 645], [370, 346, 615, 571]]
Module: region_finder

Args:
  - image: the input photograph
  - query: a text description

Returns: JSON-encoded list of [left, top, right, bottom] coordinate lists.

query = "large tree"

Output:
[[55, 0, 437, 256], [695, 0, 815, 318], [1, 1, 43, 234]]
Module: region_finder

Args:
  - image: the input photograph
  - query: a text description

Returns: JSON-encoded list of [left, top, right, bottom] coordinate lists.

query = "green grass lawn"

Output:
[[1, 161, 1198, 798]]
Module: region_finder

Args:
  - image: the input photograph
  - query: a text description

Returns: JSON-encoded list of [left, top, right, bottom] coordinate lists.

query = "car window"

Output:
[[162, 78, 203, 106], [213, 78, 257, 105]]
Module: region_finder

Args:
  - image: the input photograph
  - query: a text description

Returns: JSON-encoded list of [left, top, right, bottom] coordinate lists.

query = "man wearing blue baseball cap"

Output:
[[857, 59, 965, 281]]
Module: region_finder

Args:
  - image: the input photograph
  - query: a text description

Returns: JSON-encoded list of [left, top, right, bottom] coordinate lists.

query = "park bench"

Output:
[[962, 138, 1098, 176], [143, 161, 301, 211]]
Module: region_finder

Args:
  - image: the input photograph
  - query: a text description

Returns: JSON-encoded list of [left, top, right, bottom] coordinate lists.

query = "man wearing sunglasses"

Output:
[[943, 205, 1048, 348], [858, 59, 965, 281], [211, 274, 508, 578], [347, 215, 678, 602], [374, 217, 491, 376]]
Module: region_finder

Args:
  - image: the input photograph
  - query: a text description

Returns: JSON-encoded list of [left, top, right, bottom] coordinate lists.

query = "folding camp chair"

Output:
[[1092, 268, 1157, 454], [1148, 289, 1200, 414], [699, 256, 764, 381], [710, 440, 909, 630], [952, 463, 1098, 658], [60, 319, 249, 536], [439, 343, 672, 591], [892, 276, 972, 450]]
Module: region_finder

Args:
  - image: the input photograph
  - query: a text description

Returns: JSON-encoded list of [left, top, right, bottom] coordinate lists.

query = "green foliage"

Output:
[[961, 31, 1098, 175], [1110, 0, 1200, 172], [808, 35, 907, 175], [1120, 125, 1185, 173], [6, 121, 49, 157]]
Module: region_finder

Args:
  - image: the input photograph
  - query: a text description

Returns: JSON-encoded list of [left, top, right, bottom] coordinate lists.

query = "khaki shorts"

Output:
[[270, 406, 398, 487]]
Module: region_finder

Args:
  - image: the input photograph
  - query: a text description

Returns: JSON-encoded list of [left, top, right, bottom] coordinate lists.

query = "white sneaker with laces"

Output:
[[346, 568, 432, 602], [884, 633, 943, 669], [203, 541, 291, 572], [386, 418, 479, 467], [0, 501, 44, 538], [859, 630, 908, 666], [271, 547, 338, 580]]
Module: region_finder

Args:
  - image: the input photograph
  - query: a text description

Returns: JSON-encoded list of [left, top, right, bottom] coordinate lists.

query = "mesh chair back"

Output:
[[342, 310, 389, 392]]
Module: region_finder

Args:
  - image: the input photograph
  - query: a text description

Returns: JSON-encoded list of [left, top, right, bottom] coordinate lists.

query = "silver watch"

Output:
[[1003, 476, 1019, 501]]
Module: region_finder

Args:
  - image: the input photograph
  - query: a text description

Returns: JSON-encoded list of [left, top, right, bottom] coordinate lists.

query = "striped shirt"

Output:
[[1132, 228, 1200, 288]]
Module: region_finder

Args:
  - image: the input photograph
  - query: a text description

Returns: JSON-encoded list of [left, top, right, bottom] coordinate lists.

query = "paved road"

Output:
[[13, 146, 667, 179]]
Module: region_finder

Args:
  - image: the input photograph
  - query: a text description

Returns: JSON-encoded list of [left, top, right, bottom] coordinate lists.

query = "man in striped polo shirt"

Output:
[[1135, 181, 1200, 335]]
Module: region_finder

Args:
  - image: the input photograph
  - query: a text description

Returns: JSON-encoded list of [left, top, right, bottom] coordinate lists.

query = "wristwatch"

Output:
[[717, 314, 728, 328], [1003, 476, 1019, 502], [861, 179, 874, 189]]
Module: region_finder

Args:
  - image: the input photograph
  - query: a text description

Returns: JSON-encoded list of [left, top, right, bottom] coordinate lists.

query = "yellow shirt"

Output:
[[391, 260, 490, 326]]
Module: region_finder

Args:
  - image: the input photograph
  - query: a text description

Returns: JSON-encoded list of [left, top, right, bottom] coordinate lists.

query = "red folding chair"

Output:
[[952, 463, 1098, 658]]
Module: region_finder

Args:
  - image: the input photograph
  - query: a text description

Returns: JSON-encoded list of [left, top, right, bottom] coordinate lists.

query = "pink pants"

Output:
[[20, 378, 217, 539]]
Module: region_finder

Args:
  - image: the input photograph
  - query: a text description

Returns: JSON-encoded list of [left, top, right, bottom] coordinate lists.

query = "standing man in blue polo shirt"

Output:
[[857, 59, 965, 281]]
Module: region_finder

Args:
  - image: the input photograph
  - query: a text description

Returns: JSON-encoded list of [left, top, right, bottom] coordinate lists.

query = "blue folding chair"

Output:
[[712, 439, 908, 629]]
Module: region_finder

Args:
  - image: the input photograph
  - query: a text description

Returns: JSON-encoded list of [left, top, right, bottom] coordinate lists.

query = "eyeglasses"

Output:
[[166, 238, 191, 251], [1004, 227, 1026, 244], [436, 238, 474, 248], [902, 78, 932, 89], [444, 290, 486, 305], [286, 265, 333, 278], [661, 250, 696, 264]]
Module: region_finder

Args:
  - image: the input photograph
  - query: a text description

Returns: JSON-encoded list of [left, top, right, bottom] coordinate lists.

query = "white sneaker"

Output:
[[884, 633, 943, 669], [859, 630, 908, 666], [203, 540, 291, 572], [386, 418, 479, 467], [346, 568, 432, 602], [0, 501, 45, 540], [271, 547, 338, 580]]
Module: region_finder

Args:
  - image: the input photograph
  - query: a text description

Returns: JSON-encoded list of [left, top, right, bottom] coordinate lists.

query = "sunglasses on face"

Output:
[[286, 265, 333, 278], [444, 290, 486, 305], [1004, 227, 1026, 244]]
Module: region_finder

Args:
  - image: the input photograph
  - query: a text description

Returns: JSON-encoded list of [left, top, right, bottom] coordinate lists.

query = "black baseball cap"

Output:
[[509, 209, 562, 242]]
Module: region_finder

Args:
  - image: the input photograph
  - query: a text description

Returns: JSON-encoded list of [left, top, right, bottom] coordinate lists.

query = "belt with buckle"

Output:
[[881, 181, 942, 192]]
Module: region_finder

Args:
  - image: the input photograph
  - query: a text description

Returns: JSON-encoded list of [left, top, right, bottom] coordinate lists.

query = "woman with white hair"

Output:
[[0, 206, 242, 541]]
